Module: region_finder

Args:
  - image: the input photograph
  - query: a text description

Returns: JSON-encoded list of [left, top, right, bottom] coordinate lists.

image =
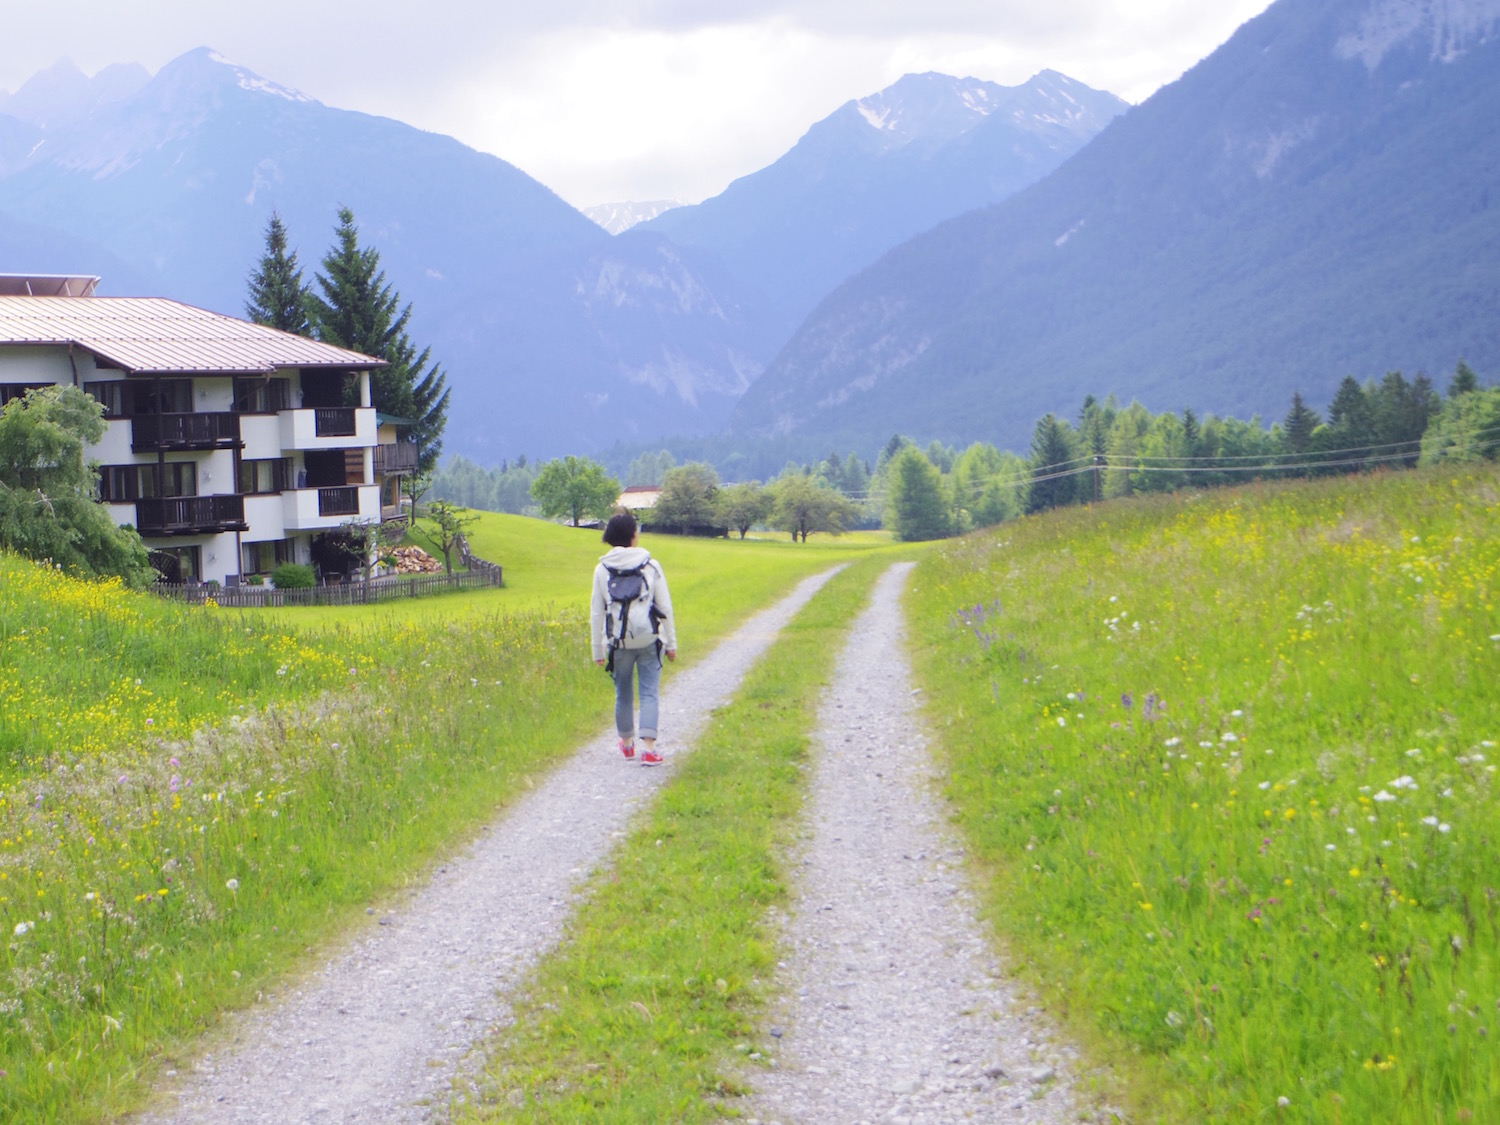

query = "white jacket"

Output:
[[590, 546, 677, 661]]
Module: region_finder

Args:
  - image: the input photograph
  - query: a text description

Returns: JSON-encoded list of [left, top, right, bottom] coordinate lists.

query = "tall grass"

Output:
[[908, 466, 1500, 1123], [0, 554, 603, 1121]]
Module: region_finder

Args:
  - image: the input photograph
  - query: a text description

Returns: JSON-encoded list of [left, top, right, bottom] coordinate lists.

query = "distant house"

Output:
[[0, 274, 396, 585], [617, 484, 661, 513]]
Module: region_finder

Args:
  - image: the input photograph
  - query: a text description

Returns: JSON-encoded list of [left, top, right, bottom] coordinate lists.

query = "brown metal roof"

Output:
[[0, 296, 383, 374]]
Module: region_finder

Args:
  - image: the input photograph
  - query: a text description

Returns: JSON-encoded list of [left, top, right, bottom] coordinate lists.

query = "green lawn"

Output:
[[908, 465, 1500, 1123], [254, 513, 893, 660]]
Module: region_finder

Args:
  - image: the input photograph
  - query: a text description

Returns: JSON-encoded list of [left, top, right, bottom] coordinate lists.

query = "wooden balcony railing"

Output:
[[313, 407, 358, 437], [372, 442, 419, 475], [317, 486, 361, 517], [131, 412, 241, 452], [136, 495, 248, 536]]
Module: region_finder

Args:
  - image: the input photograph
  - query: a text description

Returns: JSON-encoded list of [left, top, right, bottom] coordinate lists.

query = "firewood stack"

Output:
[[390, 546, 444, 574]]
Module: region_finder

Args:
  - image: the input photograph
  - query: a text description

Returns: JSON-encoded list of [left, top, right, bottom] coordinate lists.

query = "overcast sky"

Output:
[[1, 1, 1275, 207]]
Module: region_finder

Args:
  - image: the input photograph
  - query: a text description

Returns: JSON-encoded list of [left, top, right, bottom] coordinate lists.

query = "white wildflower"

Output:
[[1164, 737, 1182, 747], [14, 921, 33, 936], [1057, 717, 1067, 728], [1258, 781, 1272, 790], [1390, 776, 1419, 790], [1439, 823, 1452, 833], [1222, 732, 1239, 743], [1326, 844, 1337, 851], [1231, 709, 1244, 717], [1421, 816, 1440, 827], [1374, 790, 1397, 803], [226, 879, 239, 892]]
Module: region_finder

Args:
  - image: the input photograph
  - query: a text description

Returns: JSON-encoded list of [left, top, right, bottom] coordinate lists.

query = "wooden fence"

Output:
[[154, 564, 503, 608]]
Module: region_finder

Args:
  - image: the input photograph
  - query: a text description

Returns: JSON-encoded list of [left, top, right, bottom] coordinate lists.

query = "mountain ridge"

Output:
[[730, 0, 1500, 452], [643, 69, 1127, 344]]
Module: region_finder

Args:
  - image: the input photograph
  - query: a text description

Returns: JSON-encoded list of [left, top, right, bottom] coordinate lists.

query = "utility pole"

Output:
[[1093, 454, 1103, 503]]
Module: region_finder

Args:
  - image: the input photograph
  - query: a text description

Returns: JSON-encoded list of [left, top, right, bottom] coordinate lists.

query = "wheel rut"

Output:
[[135, 567, 842, 1125], [746, 561, 1082, 1125]]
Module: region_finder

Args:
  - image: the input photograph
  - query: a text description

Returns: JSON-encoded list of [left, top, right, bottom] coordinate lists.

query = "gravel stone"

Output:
[[745, 562, 1079, 1125], [134, 569, 841, 1125]]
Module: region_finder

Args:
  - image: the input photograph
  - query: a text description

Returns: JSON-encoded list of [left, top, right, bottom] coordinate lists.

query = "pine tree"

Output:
[[1450, 360, 1480, 398], [1282, 392, 1320, 456], [306, 208, 451, 470], [245, 212, 311, 334], [1026, 413, 1080, 513], [885, 448, 952, 541]]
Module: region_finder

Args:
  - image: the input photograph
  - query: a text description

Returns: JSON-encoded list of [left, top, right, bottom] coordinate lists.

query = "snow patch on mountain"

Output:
[[205, 52, 314, 102], [584, 199, 686, 235], [1336, 0, 1500, 67]]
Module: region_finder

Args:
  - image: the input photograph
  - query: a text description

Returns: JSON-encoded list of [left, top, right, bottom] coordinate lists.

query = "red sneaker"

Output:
[[619, 737, 635, 760], [640, 748, 663, 766]]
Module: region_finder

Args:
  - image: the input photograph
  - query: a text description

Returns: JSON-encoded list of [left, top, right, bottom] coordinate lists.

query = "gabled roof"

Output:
[[0, 296, 383, 375]]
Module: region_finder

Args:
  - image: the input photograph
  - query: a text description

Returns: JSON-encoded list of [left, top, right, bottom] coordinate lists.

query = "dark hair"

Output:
[[603, 510, 638, 548]]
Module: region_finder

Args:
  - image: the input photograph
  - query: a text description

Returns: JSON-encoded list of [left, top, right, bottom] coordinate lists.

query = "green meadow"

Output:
[[909, 465, 1500, 1123], [4, 469, 1498, 1123], [0, 517, 893, 1122]]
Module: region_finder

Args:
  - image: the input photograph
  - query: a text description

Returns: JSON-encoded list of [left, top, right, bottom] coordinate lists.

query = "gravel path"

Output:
[[136, 567, 841, 1125], [745, 562, 1083, 1125]]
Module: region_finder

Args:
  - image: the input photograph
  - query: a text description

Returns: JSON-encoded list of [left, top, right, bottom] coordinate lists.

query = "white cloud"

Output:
[[0, 0, 1276, 206]]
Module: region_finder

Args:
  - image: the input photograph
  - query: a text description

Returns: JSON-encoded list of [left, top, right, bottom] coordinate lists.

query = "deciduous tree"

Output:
[[0, 386, 151, 584], [413, 499, 478, 576], [530, 456, 620, 526], [717, 481, 773, 538], [651, 462, 720, 530], [770, 474, 856, 542]]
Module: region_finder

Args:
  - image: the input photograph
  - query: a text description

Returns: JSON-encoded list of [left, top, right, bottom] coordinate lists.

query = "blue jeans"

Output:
[[612, 645, 662, 740]]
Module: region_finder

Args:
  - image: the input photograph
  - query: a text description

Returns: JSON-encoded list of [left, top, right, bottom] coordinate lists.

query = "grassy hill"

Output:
[[909, 464, 1500, 1122]]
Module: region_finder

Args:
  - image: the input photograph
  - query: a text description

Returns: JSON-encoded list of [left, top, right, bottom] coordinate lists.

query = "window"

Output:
[[242, 539, 294, 575], [98, 462, 197, 502], [0, 383, 50, 407], [238, 457, 292, 495], [150, 546, 201, 584], [85, 381, 127, 417], [233, 377, 291, 414], [86, 379, 193, 417]]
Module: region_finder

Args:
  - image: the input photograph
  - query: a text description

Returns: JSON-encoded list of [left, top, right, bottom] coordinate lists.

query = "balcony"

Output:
[[372, 442, 419, 475], [278, 407, 377, 451], [314, 407, 357, 436], [282, 484, 381, 530], [136, 495, 248, 537], [131, 412, 242, 453]]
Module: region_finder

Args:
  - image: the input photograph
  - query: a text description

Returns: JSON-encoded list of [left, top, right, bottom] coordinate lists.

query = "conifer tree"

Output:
[[306, 207, 450, 470], [1281, 392, 1320, 456], [1026, 413, 1080, 513], [1450, 360, 1480, 398], [245, 212, 311, 335], [885, 448, 952, 541]]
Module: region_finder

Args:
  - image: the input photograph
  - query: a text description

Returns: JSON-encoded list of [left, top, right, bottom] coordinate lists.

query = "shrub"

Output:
[[271, 562, 316, 589]]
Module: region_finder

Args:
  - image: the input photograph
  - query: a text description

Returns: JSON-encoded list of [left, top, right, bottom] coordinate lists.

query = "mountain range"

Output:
[[645, 70, 1127, 338], [0, 51, 778, 460], [0, 53, 1120, 462], [731, 0, 1500, 452]]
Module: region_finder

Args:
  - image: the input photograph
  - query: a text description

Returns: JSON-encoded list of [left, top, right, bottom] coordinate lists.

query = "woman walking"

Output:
[[591, 511, 677, 765]]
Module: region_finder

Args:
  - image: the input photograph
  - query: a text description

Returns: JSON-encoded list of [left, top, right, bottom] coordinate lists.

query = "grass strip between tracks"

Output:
[[461, 555, 895, 1123]]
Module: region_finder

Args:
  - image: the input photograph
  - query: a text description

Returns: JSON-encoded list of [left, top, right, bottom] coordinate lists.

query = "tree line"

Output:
[[881, 362, 1496, 539]]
